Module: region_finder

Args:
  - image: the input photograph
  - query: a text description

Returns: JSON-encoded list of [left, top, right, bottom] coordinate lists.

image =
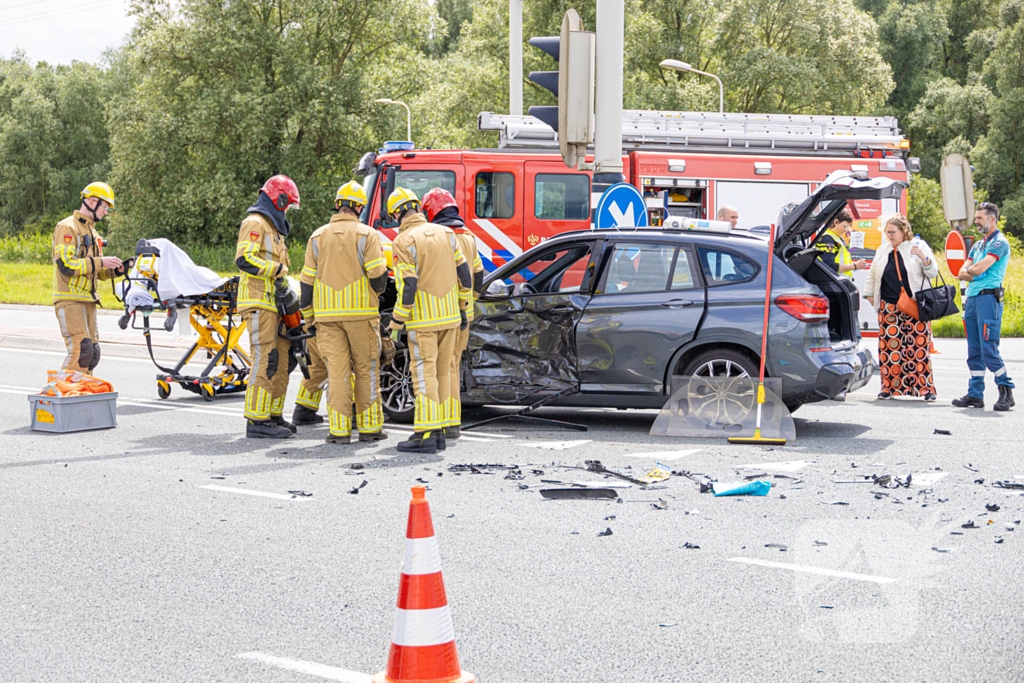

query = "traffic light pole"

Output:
[[593, 0, 625, 187], [509, 0, 523, 116]]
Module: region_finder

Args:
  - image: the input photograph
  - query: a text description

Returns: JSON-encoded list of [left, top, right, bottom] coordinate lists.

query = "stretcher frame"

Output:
[[116, 268, 251, 402]]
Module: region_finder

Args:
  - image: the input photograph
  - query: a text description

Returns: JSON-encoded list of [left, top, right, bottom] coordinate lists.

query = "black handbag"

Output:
[[915, 270, 959, 322]]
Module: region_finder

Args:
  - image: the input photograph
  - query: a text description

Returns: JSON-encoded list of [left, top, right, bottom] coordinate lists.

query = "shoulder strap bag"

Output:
[[915, 269, 960, 322], [894, 250, 920, 320]]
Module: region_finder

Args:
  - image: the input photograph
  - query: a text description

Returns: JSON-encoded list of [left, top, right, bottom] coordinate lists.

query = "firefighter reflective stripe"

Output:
[[442, 396, 459, 427], [245, 385, 272, 420], [357, 402, 384, 433], [313, 278, 377, 317], [296, 385, 323, 409], [54, 244, 94, 276], [270, 395, 284, 416], [328, 407, 352, 436], [414, 394, 446, 430], [301, 265, 318, 279], [407, 287, 461, 330], [239, 238, 277, 277], [364, 254, 387, 272]]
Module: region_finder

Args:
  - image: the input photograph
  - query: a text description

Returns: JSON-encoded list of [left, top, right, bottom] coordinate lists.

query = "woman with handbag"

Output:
[[863, 214, 940, 401]]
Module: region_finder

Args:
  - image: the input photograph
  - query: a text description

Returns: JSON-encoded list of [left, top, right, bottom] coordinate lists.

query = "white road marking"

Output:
[[737, 460, 816, 473], [728, 557, 897, 584], [521, 439, 592, 450], [237, 652, 372, 682], [619, 449, 700, 461], [201, 485, 302, 501]]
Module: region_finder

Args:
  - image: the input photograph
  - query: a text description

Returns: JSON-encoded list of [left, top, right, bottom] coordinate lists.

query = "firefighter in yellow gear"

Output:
[[422, 188, 485, 439], [291, 333, 328, 425], [235, 175, 300, 439], [52, 182, 125, 374], [299, 181, 390, 444], [386, 187, 473, 454]]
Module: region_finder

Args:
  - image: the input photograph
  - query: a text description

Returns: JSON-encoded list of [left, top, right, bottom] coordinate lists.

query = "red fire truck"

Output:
[[356, 109, 917, 332]]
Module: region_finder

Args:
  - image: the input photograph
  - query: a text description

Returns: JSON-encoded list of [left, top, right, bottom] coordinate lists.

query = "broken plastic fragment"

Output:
[[540, 488, 619, 500], [986, 504, 1001, 512], [712, 480, 771, 497], [934, 429, 951, 435], [287, 490, 313, 497], [598, 527, 613, 537], [681, 542, 700, 549], [348, 480, 368, 495]]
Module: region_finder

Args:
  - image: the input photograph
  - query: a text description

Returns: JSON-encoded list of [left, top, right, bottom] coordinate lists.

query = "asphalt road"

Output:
[[2, 316, 1023, 682]]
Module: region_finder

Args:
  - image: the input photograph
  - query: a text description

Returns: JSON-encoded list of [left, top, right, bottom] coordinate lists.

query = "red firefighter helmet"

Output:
[[259, 175, 301, 211], [422, 187, 458, 222]]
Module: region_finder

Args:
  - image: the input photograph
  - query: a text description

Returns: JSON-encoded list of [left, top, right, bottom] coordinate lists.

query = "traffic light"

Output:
[[527, 9, 595, 169]]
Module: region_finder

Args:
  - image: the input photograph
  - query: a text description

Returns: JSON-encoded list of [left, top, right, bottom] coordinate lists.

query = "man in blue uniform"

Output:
[[953, 202, 1014, 410]]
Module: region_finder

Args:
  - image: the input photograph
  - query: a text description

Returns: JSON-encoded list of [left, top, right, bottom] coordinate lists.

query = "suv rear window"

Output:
[[697, 247, 757, 285]]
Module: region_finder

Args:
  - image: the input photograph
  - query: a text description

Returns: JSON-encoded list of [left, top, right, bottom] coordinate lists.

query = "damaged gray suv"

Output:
[[381, 173, 901, 422]]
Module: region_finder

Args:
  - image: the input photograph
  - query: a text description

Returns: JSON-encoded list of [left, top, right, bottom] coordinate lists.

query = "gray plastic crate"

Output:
[[28, 392, 118, 433]]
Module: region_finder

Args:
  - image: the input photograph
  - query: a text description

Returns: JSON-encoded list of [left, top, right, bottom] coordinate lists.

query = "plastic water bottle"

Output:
[[911, 234, 933, 262]]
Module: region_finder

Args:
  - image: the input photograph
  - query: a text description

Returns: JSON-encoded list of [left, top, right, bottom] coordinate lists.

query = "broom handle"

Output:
[[757, 224, 776, 391]]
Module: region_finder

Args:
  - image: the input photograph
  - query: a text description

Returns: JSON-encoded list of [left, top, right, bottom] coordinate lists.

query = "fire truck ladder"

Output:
[[478, 110, 906, 155]]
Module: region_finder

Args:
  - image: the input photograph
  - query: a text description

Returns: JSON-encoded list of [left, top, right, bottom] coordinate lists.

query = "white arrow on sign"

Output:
[[608, 201, 635, 228]]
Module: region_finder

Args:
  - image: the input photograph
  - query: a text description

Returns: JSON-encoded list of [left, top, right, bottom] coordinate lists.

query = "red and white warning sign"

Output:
[[945, 230, 967, 276]]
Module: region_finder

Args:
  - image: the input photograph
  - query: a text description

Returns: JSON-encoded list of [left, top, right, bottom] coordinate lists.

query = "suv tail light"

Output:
[[775, 295, 829, 322]]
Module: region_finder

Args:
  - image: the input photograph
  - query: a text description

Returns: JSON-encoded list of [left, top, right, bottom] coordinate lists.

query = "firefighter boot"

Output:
[[396, 431, 438, 454], [994, 386, 1015, 411], [246, 419, 294, 439], [359, 430, 389, 443], [436, 429, 447, 451], [292, 404, 324, 425], [325, 433, 352, 444], [270, 415, 297, 434]]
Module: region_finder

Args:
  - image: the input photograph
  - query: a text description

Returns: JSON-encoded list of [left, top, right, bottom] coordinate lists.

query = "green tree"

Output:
[[907, 76, 991, 176], [107, 0, 437, 248], [973, 14, 1024, 232], [0, 55, 111, 235], [877, 0, 949, 113], [906, 173, 949, 246]]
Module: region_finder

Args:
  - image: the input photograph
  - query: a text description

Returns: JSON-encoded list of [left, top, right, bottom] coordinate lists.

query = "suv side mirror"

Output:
[[481, 280, 511, 300]]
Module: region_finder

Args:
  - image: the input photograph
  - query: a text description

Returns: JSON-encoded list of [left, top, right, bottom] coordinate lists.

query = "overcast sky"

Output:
[[0, 0, 136, 65]]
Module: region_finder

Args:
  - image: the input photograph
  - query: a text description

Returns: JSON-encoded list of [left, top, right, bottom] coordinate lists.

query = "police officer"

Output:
[[235, 175, 300, 438], [422, 188, 484, 440], [953, 202, 1015, 411], [53, 182, 125, 374], [386, 188, 473, 454], [299, 181, 390, 443], [815, 209, 868, 277]]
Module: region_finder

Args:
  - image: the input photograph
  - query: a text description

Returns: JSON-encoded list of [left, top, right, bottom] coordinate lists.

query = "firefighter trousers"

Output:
[[55, 301, 101, 374], [295, 332, 328, 411], [446, 326, 470, 427], [242, 309, 291, 421], [407, 327, 457, 433], [318, 319, 384, 437]]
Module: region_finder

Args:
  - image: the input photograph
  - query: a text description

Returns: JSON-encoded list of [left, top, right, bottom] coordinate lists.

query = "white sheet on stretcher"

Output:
[[125, 238, 228, 310]]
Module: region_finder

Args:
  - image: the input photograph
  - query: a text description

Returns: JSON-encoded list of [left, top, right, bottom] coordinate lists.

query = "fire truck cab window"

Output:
[[394, 170, 456, 200], [534, 174, 590, 220], [697, 247, 757, 286], [475, 172, 515, 219]]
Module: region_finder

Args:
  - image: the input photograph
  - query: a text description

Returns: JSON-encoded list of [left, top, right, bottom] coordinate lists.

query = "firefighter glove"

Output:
[[380, 334, 396, 365]]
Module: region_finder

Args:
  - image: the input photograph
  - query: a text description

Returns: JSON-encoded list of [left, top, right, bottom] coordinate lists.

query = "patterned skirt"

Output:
[[877, 301, 936, 397]]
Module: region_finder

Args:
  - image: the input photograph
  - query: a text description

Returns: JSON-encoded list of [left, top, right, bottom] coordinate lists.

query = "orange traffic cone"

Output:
[[374, 486, 475, 683]]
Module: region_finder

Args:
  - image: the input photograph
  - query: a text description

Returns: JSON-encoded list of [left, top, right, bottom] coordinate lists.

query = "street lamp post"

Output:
[[658, 59, 724, 113], [374, 98, 412, 142]]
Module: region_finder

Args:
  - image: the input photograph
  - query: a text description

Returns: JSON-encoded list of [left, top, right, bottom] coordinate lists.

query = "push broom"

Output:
[[729, 223, 787, 446]]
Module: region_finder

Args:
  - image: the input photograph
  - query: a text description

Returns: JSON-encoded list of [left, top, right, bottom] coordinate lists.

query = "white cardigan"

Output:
[[863, 241, 939, 311]]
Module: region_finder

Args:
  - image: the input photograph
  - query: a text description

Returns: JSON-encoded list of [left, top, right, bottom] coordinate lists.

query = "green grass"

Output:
[[928, 253, 1024, 338], [0, 263, 123, 309]]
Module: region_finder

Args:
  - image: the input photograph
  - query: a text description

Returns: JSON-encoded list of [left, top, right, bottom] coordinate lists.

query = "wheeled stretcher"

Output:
[[116, 239, 251, 401]]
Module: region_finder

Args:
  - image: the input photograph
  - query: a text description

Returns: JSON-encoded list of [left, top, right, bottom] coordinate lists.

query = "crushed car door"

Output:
[[467, 241, 597, 397], [577, 241, 706, 394]]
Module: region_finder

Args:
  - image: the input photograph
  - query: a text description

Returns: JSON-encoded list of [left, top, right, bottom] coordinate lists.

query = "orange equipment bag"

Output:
[[41, 371, 114, 397]]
